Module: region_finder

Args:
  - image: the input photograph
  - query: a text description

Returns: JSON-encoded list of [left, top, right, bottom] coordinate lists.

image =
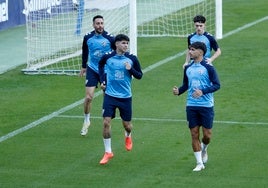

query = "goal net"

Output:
[[22, 0, 221, 75]]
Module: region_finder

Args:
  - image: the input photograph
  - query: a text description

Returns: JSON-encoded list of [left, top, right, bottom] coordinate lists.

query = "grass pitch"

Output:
[[0, 0, 268, 187]]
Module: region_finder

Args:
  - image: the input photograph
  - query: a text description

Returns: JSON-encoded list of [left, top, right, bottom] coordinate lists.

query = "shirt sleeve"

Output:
[[128, 55, 143, 80], [82, 36, 88, 68], [207, 34, 220, 52], [202, 64, 221, 94], [98, 55, 107, 83], [178, 66, 189, 95]]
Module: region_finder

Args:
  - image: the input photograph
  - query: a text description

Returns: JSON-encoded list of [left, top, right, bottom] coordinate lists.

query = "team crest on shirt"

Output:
[[102, 41, 107, 47], [94, 50, 103, 57], [115, 70, 124, 80], [198, 69, 205, 75]]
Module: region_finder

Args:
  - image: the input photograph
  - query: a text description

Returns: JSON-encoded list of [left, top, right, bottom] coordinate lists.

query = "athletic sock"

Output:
[[125, 131, 131, 137], [103, 138, 112, 153], [201, 142, 208, 151], [84, 113, 90, 123], [194, 151, 203, 164]]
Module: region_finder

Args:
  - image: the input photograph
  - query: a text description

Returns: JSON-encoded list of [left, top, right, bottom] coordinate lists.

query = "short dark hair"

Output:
[[115, 34, 129, 42], [189, 41, 207, 55], [93, 15, 103, 22], [193, 15, 206, 23]]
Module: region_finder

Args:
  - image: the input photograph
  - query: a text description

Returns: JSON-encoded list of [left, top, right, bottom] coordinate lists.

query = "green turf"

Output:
[[0, 0, 268, 187]]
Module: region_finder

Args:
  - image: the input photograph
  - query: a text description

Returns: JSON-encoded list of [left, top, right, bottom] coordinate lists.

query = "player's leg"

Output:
[[201, 127, 211, 164], [84, 86, 95, 119], [102, 116, 112, 151], [99, 116, 114, 165], [80, 86, 95, 136], [119, 97, 133, 151], [190, 126, 205, 171], [122, 121, 133, 151], [80, 67, 98, 136], [200, 107, 214, 163], [100, 95, 115, 164], [190, 126, 201, 152], [187, 106, 205, 171], [190, 126, 202, 164]]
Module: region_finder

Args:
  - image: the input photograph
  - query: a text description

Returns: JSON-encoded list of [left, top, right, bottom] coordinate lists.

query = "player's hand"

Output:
[[172, 86, 179, 95], [100, 81, 106, 90], [79, 68, 86, 77], [125, 62, 131, 70], [182, 62, 188, 69], [205, 58, 213, 65], [192, 89, 203, 98]]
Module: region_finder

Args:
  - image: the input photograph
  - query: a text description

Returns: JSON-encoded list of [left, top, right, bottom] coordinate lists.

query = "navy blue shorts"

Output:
[[186, 106, 214, 129], [85, 67, 100, 87], [102, 94, 132, 121]]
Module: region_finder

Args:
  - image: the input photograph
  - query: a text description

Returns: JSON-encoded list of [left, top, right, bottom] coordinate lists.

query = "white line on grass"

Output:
[[222, 16, 268, 38], [57, 115, 268, 126], [0, 99, 83, 143], [1, 17, 267, 143]]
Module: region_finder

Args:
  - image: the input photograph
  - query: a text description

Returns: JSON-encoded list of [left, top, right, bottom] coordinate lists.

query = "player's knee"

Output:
[[85, 94, 93, 102], [103, 118, 111, 127], [204, 129, 212, 139], [190, 127, 199, 138]]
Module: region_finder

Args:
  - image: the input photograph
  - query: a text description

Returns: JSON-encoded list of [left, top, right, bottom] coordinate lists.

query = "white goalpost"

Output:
[[22, 0, 222, 75]]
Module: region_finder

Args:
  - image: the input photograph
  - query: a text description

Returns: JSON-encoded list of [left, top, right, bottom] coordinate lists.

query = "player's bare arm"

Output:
[[205, 48, 221, 64], [79, 68, 86, 77]]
